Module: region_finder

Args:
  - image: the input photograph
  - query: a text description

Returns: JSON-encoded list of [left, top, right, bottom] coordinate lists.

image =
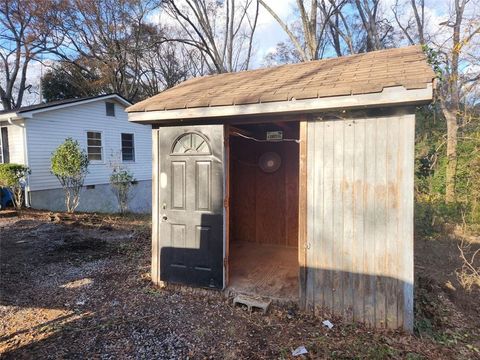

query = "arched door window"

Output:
[[171, 132, 211, 155]]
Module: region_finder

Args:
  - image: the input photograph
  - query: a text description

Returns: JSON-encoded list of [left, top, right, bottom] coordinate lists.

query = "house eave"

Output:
[[19, 94, 132, 118], [127, 84, 433, 123], [0, 113, 23, 121], [0, 94, 132, 120]]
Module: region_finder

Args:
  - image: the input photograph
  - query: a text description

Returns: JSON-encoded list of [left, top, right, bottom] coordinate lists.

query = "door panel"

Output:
[[158, 126, 224, 289]]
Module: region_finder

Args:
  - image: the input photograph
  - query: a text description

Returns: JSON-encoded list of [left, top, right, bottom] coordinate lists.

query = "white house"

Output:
[[0, 94, 152, 213]]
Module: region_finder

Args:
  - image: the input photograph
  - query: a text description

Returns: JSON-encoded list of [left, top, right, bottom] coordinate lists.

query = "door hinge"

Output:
[[223, 257, 228, 267], [224, 197, 229, 208]]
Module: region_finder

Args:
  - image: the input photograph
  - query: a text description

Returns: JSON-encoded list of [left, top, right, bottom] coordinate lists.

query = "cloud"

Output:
[[254, 0, 297, 62]]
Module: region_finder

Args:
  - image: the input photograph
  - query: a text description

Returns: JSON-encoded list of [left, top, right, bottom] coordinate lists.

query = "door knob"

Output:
[[162, 215, 168, 221]]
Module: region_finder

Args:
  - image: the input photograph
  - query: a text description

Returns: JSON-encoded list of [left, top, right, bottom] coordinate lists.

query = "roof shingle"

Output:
[[127, 45, 435, 113]]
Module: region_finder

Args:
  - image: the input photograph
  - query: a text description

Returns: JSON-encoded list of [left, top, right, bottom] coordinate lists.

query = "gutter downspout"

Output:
[[7, 117, 31, 207]]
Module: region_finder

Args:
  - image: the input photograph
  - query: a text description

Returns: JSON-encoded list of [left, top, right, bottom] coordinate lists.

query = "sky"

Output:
[[12, 0, 475, 107]]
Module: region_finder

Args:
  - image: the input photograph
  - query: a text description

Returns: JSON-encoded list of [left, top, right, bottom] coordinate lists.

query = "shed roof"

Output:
[[127, 45, 435, 116]]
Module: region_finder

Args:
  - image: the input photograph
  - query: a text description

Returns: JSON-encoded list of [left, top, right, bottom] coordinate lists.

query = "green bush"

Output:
[[0, 163, 30, 210], [51, 138, 89, 213], [415, 106, 480, 229]]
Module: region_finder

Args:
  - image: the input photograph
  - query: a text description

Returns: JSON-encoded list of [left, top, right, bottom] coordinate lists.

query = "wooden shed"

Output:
[[127, 45, 435, 331]]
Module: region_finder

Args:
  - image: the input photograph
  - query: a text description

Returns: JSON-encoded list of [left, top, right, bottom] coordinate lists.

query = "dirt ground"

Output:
[[0, 210, 479, 359]]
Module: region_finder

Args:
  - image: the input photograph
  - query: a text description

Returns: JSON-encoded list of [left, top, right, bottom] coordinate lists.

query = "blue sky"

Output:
[[15, 0, 476, 107]]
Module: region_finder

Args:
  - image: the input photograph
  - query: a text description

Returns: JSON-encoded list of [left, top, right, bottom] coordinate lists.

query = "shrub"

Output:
[[51, 138, 89, 213], [110, 167, 136, 214], [0, 163, 30, 210]]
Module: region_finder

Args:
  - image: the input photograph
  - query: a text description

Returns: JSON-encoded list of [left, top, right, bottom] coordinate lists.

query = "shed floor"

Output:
[[228, 242, 298, 301]]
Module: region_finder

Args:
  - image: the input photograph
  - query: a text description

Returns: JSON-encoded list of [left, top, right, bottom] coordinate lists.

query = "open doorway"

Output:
[[227, 121, 300, 301]]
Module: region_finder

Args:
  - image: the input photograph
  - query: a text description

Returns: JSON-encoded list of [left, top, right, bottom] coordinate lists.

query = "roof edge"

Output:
[[128, 85, 433, 123], [0, 93, 132, 120]]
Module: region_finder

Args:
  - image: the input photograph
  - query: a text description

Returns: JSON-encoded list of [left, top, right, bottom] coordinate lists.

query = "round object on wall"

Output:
[[259, 152, 282, 173]]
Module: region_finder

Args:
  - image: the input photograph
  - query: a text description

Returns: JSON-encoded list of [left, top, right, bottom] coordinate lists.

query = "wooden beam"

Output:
[[298, 119, 308, 309], [224, 124, 231, 289], [151, 129, 160, 285]]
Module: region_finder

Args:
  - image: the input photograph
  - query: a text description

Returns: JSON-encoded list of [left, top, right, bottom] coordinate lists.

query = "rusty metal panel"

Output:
[[306, 110, 415, 332]]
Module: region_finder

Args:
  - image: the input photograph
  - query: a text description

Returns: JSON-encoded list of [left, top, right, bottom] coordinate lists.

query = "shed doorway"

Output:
[[227, 122, 300, 301]]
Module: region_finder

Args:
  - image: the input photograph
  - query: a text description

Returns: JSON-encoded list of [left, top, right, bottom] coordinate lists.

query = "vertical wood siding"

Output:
[[306, 111, 415, 331]]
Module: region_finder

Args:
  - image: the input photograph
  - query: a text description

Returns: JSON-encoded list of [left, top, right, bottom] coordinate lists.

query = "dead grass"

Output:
[[0, 209, 479, 359]]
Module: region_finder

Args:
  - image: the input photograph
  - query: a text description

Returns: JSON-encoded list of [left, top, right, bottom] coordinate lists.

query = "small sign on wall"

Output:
[[266, 131, 283, 141]]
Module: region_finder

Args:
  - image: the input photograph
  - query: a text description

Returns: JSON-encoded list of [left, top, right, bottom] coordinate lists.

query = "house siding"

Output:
[[25, 100, 152, 191], [0, 120, 25, 164], [305, 110, 415, 331]]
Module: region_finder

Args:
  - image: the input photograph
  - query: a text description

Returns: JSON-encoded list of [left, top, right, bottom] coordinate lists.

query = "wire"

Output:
[[232, 132, 300, 144]]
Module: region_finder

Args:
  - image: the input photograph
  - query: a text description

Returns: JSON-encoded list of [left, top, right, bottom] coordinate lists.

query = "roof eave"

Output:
[[0, 94, 132, 120], [128, 84, 433, 123], [0, 112, 23, 121]]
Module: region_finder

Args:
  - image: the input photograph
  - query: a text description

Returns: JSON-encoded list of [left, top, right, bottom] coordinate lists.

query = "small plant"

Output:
[[456, 237, 480, 292], [0, 163, 30, 210], [110, 167, 136, 214], [51, 138, 89, 213]]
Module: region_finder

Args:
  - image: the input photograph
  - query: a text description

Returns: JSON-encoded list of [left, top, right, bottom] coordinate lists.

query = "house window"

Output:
[[87, 131, 103, 161], [106, 102, 115, 117], [121, 133, 135, 161], [0, 127, 9, 163]]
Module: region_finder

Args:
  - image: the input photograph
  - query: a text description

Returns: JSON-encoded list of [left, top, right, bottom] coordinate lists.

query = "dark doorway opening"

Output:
[[227, 121, 300, 301]]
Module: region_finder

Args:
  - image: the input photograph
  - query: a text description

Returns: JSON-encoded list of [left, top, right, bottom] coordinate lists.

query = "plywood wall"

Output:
[[305, 111, 415, 331], [230, 127, 299, 247]]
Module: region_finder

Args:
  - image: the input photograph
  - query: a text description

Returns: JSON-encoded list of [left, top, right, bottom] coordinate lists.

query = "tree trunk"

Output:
[[442, 0, 464, 203], [444, 106, 458, 203]]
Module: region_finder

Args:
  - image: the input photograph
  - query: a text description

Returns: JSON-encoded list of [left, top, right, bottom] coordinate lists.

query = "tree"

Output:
[[0, 163, 30, 210], [433, 0, 480, 203], [260, 0, 395, 62], [0, 0, 57, 109], [320, 0, 356, 56], [164, 0, 260, 73], [41, 60, 109, 102], [51, 138, 89, 213], [353, 0, 393, 52], [392, 0, 426, 45], [48, 0, 161, 102], [392, 0, 479, 203], [136, 26, 204, 97], [259, 0, 331, 61], [263, 41, 303, 66]]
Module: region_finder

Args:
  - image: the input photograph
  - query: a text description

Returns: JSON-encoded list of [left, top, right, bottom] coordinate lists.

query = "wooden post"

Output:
[[223, 124, 230, 288], [298, 120, 308, 309], [151, 129, 160, 285]]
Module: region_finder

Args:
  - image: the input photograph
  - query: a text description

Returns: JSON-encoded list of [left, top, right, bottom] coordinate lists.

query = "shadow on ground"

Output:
[[0, 210, 478, 359]]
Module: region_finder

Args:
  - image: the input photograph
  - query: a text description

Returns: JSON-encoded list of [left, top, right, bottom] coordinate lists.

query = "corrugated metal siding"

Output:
[[305, 111, 415, 331], [0, 120, 25, 164], [25, 101, 152, 191]]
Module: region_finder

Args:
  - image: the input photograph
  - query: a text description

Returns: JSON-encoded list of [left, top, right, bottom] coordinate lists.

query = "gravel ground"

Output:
[[0, 211, 478, 359]]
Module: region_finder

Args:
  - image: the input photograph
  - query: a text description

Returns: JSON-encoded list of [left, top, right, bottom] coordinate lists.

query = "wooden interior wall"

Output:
[[305, 111, 415, 331], [230, 125, 299, 247]]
